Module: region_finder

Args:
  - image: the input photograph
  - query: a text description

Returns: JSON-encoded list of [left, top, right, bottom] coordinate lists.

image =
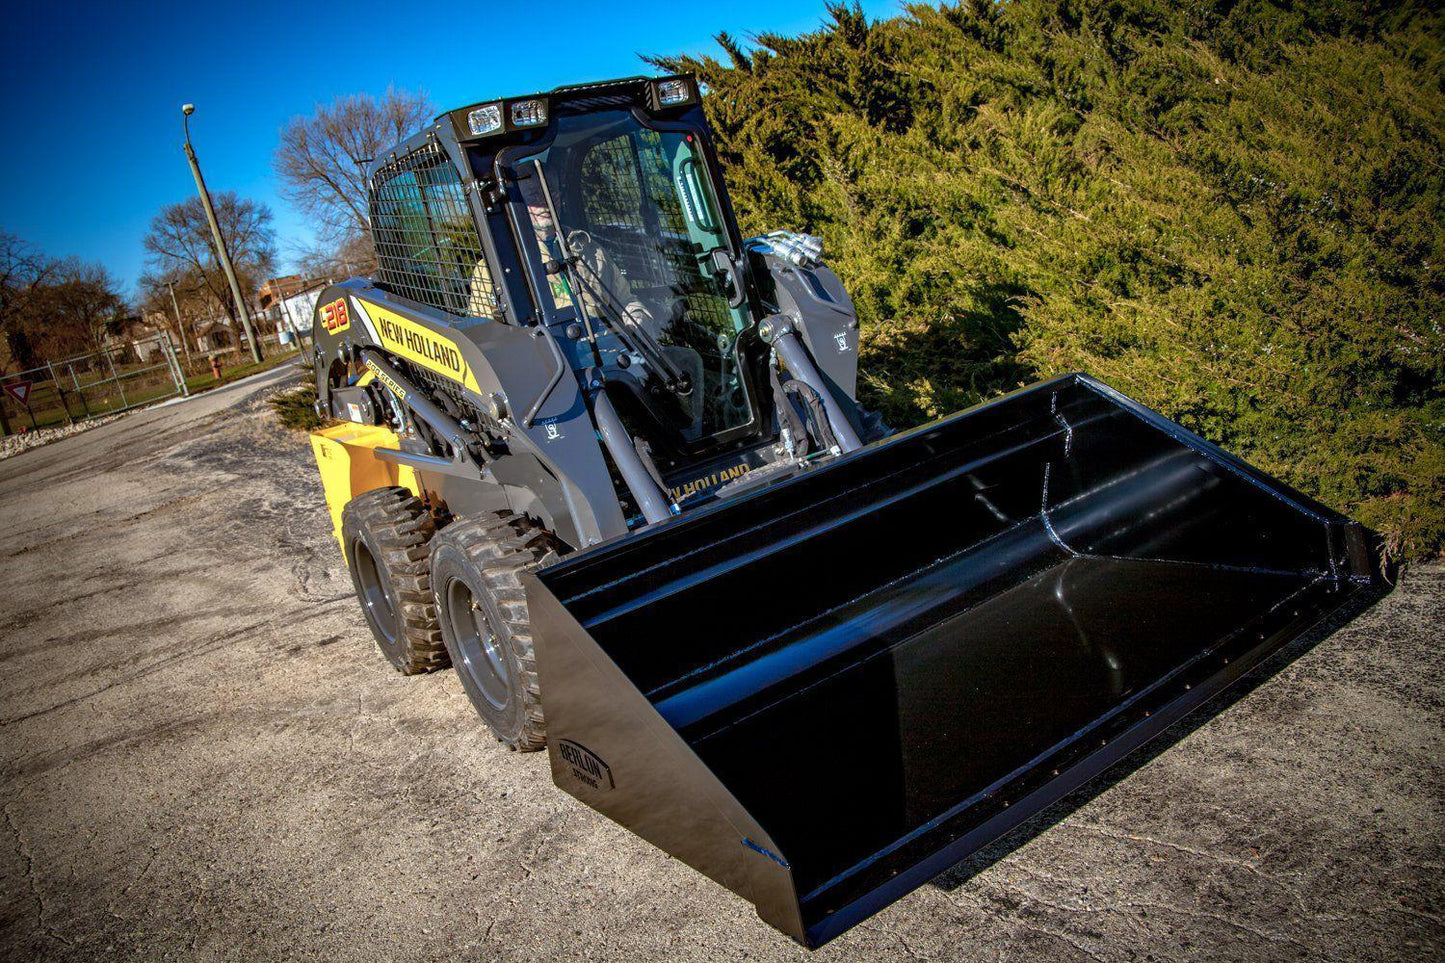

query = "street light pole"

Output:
[[181, 103, 262, 364]]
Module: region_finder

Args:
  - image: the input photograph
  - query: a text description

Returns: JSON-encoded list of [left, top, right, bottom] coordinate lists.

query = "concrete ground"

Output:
[[0, 367, 1439, 961]]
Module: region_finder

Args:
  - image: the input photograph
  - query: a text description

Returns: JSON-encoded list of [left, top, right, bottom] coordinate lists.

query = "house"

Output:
[[260, 279, 327, 342], [257, 275, 313, 311], [103, 314, 172, 363], [194, 320, 236, 354]]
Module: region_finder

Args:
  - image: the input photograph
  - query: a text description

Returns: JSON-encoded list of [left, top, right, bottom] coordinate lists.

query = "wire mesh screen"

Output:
[[370, 143, 500, 318]]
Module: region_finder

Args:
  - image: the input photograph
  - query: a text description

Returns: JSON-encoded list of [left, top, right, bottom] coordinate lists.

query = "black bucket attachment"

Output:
[[524, 373, 1389, 947]]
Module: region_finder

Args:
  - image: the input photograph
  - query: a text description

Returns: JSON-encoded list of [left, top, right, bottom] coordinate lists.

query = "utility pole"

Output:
[[165, 279, 192, 366], [181, 103, 262, 364]]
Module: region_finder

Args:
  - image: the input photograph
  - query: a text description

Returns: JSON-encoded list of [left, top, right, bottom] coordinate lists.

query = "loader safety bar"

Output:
[[591, 385, 675, 525]]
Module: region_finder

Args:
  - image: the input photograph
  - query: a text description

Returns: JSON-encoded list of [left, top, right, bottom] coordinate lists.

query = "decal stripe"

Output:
[[349, 297, 383, 345], [355, 299, 481, 393], [362, 358, 408, 400]]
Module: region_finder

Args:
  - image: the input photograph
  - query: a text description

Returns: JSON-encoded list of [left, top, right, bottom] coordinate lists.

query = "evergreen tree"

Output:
[[652, 0, 1445, 560]]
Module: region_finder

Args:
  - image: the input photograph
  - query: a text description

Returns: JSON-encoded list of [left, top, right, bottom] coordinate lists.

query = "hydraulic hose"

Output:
[[761, 317, 863, 453]]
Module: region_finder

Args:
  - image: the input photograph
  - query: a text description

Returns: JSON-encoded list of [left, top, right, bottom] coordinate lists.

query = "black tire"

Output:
[[429, 512, 557, 751], [340, 487, 448, 675]]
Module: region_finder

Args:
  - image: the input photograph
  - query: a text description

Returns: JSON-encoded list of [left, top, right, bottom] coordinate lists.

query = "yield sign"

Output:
[[3, 380, 33, 406]]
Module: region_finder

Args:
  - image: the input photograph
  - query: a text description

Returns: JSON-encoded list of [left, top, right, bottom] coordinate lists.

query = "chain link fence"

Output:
[[0, 334, 190, 436]]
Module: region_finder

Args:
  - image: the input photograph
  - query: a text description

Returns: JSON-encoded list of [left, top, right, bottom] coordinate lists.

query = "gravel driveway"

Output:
[[0, 366, 1439, 960]]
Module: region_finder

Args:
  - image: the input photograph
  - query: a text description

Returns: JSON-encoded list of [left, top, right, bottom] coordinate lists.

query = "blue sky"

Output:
[[0, 0, 901, 299]]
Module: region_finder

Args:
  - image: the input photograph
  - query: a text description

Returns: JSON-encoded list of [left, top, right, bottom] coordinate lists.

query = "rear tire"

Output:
[[340, 487, 448, 675], [430, 512, 557, 751]]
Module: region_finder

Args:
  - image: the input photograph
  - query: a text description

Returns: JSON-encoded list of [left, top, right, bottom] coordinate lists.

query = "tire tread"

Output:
[[432, 512, 557, 751], [341, 487, 447, 675]]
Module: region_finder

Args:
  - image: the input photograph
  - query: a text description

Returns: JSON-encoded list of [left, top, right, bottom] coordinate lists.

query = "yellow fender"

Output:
[[309, 422, 421, 560]]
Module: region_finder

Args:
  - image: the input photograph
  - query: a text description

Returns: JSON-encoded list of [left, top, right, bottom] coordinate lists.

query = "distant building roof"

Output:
[[103, 313, 162, 343], [258, 275, 313, 309]]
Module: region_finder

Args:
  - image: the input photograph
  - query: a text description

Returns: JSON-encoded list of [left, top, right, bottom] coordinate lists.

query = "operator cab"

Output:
[[448, 77, 770, 474]]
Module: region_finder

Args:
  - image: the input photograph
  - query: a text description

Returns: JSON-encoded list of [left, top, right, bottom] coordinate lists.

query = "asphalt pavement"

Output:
[[0, 366, 1440, 960]]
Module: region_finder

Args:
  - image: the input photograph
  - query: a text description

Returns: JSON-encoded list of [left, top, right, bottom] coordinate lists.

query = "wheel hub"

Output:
[[352, 539, 397, 643], [447, 578, 511, 710]]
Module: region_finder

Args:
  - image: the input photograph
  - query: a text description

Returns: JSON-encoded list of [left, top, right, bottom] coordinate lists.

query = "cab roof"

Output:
[[369, 75, 699, 181]]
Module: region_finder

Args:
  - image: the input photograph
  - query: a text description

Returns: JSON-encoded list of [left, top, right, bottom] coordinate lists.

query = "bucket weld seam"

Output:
[[1050, 391, 1075, 457], [1041, 462, 1079, 557]]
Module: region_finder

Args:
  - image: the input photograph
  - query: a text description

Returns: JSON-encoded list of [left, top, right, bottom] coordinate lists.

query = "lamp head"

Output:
[[182, 104, 195, 116]]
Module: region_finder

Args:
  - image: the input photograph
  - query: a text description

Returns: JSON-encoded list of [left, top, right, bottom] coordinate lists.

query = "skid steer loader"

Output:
[[305, 75, 1391, 947]]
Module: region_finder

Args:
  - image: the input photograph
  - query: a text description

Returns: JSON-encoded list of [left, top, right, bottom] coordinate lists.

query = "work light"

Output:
[[656, 78, 692, 106], [510, 99, 547, 128]]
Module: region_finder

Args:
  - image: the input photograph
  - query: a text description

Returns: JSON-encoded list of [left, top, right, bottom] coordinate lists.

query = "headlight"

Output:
[[656, 78, 691, 106], [467, 104, 502, 136]]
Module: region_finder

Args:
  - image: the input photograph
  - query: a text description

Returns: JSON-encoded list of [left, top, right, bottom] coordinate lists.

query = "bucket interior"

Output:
[[541, 377, 1354, 930]]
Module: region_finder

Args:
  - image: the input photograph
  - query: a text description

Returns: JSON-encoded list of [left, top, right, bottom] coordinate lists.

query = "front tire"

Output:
[[340, 487, 448, 675], [430, 512, 556, 751]]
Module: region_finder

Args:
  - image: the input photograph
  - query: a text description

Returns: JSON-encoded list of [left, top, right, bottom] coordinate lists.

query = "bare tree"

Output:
[[293, 232, 373, 282], [142, 193, 276, 341], [2, 235, 123, 366], [37, 258, 125, 358], [273, 87, 433, 270], [0, 237, 124, 435], [0, 231, 58, 373]]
